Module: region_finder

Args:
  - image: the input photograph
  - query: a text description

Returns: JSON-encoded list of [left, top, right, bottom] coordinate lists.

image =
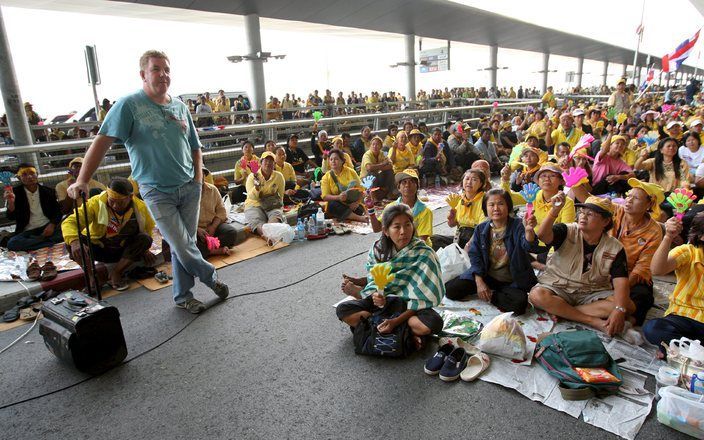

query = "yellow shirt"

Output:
[[407, 141, 422, 157], [389, 146, 416, 174], [275, 161, 296, 183], [55, 178, 105, 203], [454, 192, 486, 228], [321, 166, 361, 197], [668, 244, 704, 323], [550, 127, 585, 148], [234, 154, 259, 183], [527, 120, 547, 138], [383, 135, 396, 151], [360, 150, 387, 178], [244, 170, 285, 209], [541, 92, 556, 108]]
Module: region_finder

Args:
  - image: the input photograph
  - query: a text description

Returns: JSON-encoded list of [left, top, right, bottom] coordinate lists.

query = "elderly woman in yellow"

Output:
[[388, 131, 416, 174], [321, 149, 367, 223], [445, 169, 487, 249], [62, 177, 155, 291], [361, 136, 395, 200], [369, 169, 432, 246], [407, 128, 425, 156], [244, 152, 285, 236]]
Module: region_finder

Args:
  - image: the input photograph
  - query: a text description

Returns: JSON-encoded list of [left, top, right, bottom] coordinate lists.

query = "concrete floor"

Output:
[[0, 212, 690, 440]]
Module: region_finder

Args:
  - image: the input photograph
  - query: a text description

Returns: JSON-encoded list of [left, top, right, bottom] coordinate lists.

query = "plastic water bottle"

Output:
[[308, 216, 317, 236], [316, 207, 325, 232], [295, 219, 305, 241], [435, 174, 441, 188]]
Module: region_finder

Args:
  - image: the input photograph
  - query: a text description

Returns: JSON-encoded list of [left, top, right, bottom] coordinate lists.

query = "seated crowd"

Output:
[[2, 79, 702, 357]]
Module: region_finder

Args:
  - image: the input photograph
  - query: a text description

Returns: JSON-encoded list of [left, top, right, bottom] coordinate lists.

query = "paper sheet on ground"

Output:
[[435, 300, 658, 440]]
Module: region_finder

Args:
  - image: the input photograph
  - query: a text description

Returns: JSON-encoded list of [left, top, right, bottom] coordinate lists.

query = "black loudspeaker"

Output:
[[39, 192, 127, 374], [39, 292, 127, 375]]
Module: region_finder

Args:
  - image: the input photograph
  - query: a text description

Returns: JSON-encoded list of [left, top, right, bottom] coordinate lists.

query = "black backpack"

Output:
[[353, 311, 415, 358]]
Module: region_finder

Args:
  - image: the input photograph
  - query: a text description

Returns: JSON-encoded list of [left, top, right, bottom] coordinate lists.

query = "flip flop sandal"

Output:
[[110, 280, 131, 291], [460, 352, 491, 382], [2, 306, 20, 323], [16, 296, 36, 309], [26, 260, 41, 281], [19, 307, 38, 321], [40, 261, 58, 281], [331, 225, 345, 236], [154, 271, 170, 284]]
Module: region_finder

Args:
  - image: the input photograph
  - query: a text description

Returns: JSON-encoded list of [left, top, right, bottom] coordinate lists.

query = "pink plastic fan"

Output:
[[519, 182, 540, 218], [492, 101, 499, 109], [568, 134, 595, 161], [248, 160, 260, 174], [562, 167, 589, 188], [661, 104, 674, 113], [667, 188, 697, 219], [205, 235, 221, 250]]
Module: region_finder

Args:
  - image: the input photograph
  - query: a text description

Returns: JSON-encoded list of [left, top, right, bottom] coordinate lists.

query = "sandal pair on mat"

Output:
[[26, 260, 57, 282]]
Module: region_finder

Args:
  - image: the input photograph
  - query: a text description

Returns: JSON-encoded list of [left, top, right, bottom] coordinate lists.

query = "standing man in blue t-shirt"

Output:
[[68, 50, 229, 313]]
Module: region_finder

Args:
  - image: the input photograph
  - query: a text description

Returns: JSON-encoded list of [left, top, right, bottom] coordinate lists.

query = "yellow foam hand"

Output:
[[445, 193, 462, 209], [370, 263, 395, 292], [616, 113, 628, 125]]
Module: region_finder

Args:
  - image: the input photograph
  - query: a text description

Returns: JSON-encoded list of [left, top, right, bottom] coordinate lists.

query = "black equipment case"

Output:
[[38, 193, 127, 374]]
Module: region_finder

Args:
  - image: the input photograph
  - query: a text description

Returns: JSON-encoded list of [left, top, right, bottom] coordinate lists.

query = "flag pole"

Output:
[[631, 0, 646, 84]]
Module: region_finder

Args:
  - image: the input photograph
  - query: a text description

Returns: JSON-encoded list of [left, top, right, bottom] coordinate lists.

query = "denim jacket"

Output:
[[460, 216, 537, 291]]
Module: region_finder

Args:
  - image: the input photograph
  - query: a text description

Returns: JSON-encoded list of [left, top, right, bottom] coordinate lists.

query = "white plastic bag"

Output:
[[261, 223, 295, 245], [476, 312, 527, 360], [222, 194, 233, 216], [437, 243, 470, 283]]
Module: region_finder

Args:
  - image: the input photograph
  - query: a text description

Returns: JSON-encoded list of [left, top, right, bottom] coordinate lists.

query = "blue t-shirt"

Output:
[[99, 89, 201, 193]]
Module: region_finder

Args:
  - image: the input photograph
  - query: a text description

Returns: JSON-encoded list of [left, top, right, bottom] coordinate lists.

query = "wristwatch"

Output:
[[614, 305, 627, 313]]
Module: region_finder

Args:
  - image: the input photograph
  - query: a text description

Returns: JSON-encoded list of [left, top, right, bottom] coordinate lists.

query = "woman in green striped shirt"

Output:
[[336, 204, 445, 347]]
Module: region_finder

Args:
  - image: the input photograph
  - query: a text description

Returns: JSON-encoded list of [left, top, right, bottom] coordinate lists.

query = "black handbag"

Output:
[[353, 310, 415, 358]]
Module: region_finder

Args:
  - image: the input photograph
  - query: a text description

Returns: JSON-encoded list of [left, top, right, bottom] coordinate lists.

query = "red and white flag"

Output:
[[662, 30, 700, 73]]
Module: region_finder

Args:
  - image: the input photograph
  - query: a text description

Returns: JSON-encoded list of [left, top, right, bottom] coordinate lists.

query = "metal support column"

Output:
[[601, 61, 609, 87], [404, 34, 416, 101], [541, 53, 550, 94], [576, 57, 584, 89], [621, 64, 627, 79], [0, 7, 34, 162], [244, 14, 266, 121], [489, 45, 498, 91]]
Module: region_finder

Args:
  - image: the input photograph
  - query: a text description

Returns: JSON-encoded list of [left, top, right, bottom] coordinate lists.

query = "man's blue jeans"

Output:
[[7, 224, 63, 251], [140, 180, 217, 304]]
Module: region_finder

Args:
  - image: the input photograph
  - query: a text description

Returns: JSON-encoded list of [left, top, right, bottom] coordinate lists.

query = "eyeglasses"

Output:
[[577, 209, 600, 219]]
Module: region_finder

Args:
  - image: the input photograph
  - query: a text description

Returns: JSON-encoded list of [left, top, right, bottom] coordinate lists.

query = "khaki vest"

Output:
[[539, 224, 624, 294]]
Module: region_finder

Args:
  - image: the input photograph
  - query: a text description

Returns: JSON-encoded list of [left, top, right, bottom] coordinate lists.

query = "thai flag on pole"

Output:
[[639, 65, 655, 93], [662, 30, 700, 73]]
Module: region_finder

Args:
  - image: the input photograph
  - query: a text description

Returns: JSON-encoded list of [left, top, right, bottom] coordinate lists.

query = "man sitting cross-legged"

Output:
[[526, 194, 635, 336], [62, 178, 155, 291]]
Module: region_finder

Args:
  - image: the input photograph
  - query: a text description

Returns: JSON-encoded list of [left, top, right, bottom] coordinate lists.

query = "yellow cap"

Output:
[[395, 168, 419, 185], [611, 135, 628, 145], [575, 196, 614, 217], [627, 178, 665, 205], [260, 151, 275, 162], [68, 157, 84, 167], [408, 129, 425, 138]]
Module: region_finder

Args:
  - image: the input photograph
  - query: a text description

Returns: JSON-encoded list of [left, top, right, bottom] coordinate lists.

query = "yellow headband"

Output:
[[17, 167, 37, 176], [107, 188, 131, 200]]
